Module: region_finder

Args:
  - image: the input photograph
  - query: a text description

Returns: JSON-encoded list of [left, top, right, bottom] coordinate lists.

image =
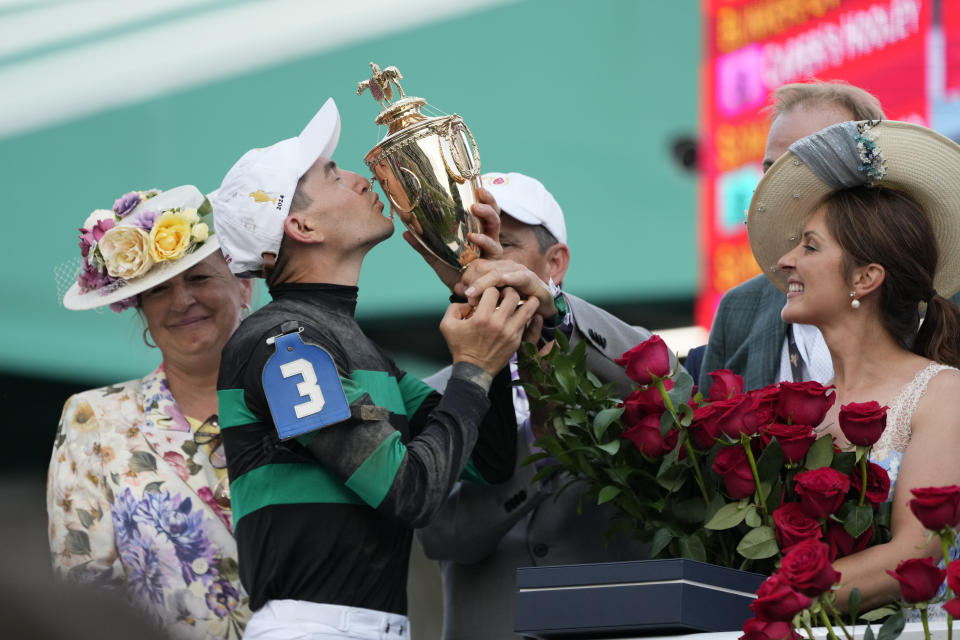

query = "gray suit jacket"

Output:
[[417, 293, 654, 640], [699, 275, 786, 395]]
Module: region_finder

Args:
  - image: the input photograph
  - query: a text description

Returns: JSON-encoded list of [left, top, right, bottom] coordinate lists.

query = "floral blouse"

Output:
[[47, 365, 251, 639]]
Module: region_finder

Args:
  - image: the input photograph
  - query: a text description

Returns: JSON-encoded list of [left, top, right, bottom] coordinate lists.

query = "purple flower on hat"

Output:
[[78, 230, 93, 258], [77, 260, 116, 293], [113, 191, 142, 218], [109, 296, 137, 313], [79, 218, 116, 247], [131, 209, 159, 231]]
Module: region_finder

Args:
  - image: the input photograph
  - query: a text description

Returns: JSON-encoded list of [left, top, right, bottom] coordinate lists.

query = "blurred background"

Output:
[[4, 0, 960, 636]]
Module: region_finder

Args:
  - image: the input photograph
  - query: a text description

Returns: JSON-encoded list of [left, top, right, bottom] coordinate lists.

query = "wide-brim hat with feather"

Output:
[[62, 185, 221, 312], [748, 120, 960, 298]]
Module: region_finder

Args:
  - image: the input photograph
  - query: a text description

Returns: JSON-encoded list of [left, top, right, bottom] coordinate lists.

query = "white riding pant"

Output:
[[244, 600, 411, 640]]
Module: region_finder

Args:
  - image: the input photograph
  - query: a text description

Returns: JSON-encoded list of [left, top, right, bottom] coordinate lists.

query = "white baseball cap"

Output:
[[212, 98, 341, 276], [481, 172, 566, 244]]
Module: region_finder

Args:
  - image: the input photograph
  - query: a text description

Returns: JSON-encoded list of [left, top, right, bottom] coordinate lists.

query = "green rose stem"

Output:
[[801, 618, 818, 640], [740, 434, 768, 520], [654, 378, 709, 505], [941, 530, 955, 640], [921, 606, 931, 640], [857, 448, 868, 507], [683, 439, 710, 505], [822, 598, 853, 640], [818, 607, 841, 640]]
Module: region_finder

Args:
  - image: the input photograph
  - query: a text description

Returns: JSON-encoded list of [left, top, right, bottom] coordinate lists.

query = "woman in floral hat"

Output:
[[749, 120, 960, 614], [48, 186, 253, 639]]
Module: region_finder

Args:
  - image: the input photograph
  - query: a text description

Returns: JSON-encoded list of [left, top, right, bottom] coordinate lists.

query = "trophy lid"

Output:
[[357, 62, 429, 135]]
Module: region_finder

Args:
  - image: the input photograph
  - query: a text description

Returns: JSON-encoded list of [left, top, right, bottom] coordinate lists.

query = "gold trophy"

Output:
[[358, 62, 482, 271]]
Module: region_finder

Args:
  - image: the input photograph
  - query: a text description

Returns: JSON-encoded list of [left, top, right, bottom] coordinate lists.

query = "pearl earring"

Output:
[[850, 291, 860, 309]]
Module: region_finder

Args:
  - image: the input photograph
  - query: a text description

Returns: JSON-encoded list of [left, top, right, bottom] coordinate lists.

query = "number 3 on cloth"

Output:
[[262, 329, 350, 440]]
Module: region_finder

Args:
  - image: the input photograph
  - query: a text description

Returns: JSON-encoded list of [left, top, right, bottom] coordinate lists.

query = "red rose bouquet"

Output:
[[520, 334, 892, 576], [522, 334, 960, 640]]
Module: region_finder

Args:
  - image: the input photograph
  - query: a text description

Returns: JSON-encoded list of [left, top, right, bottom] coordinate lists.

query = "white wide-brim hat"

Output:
[[63, 185, 221, 310], [748, 120, 960, 298]]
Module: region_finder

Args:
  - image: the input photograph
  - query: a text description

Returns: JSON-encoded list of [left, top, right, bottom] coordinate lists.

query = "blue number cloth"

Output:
[[262, 329, 350, 440]]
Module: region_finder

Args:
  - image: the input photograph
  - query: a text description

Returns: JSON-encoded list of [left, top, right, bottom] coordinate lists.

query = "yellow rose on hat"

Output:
[[99, 225, 153, 279], [149, 211, 193, 261]]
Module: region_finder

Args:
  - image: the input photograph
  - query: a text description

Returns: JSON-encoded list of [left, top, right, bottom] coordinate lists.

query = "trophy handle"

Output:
[[438, 119, 481, 185], [384, 167, 422, 215]]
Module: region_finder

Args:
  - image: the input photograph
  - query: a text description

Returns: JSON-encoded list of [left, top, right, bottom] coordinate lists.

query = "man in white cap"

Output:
[[416, 172, 654, 640], [212, 101, 540, 640]]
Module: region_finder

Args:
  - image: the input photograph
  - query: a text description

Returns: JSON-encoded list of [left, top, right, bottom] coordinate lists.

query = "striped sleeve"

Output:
[[306, 364, 493, 527]]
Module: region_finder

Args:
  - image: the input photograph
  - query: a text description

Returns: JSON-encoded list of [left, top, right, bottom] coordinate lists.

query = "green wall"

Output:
[[1, 0, 700, 381]]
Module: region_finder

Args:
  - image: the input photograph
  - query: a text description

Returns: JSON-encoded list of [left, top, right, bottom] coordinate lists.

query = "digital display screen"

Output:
[[698, 0, 930, 327]]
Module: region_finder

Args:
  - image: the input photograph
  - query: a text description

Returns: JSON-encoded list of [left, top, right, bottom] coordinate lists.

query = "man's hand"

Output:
[[459, 259, 558, 320], [469, 186, 503, 260], [440, 286, 540, 377], [404, 186, 503, 293]]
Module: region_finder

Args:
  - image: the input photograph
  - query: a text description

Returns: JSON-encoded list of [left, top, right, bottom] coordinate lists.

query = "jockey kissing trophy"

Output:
[[358, 62, 482, 270]]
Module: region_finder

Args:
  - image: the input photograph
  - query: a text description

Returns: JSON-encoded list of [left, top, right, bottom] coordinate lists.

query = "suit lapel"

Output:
[[747, 284, 788, 390]]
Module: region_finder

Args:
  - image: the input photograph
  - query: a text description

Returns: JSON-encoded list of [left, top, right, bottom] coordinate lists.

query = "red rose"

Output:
[[621, 380, 671, 422], [767, 423, 817, 463], [850, 461, 891, 506], [777, 381, 836, 426], [945, 598, 960, 619], [948, 560, 960, 594], [824, 521, 872, 562], [747, 385, 780, 418], [742, 619, 803, 640], [839, 401, 888, 447], [909, 486, 960, 531], [750, 573, 813, 622], [708, 369, 744, 401], [616, 336, 671, 385], [887, 557, 946, 603], [779, 539, 841, 597], [794, 468, 850, 519], [621, 412, 678, 457], [713, 445, 756, 499], [712, 394, 767, 439], [943, 556, 960, 617], [743, 387, 779, 434], [773, 502, 822, 551], [689, 402, 723, 449]]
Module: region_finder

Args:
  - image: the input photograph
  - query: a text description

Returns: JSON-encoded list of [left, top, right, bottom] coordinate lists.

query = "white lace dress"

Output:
[[870, 361, 960, 619]]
